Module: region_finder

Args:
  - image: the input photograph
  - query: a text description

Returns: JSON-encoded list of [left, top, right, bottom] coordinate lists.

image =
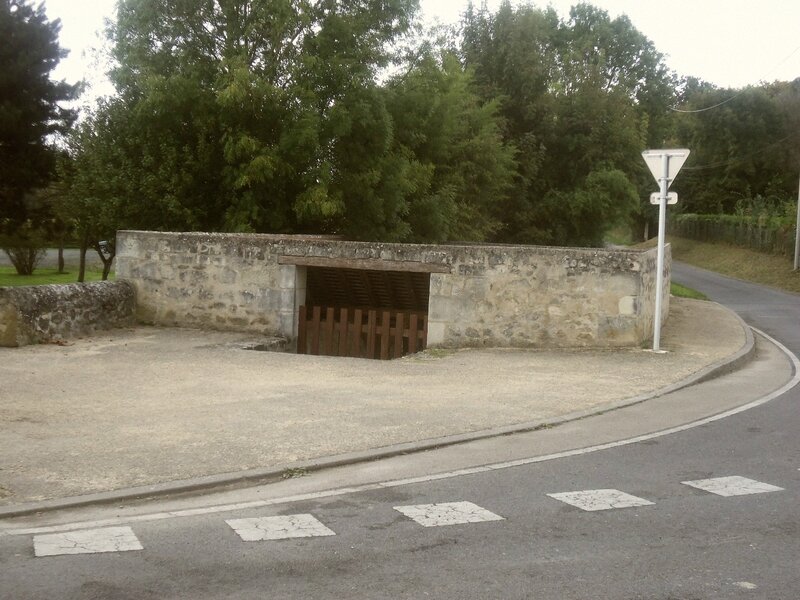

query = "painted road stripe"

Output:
[[34, 526, 143, 557], [394, 501, 504, 527], [226, 514, 335, 541], [682, 476, 784, 497], [547, 489, 654, 511]]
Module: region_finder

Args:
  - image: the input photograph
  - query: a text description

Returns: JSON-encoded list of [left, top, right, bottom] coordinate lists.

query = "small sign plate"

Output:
[[650, 192, 678, 205]]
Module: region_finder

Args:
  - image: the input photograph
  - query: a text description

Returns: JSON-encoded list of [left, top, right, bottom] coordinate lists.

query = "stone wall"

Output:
[[0, 281, 136, 347], [427, 244, 666, 348], [116, 231, 667, 349]]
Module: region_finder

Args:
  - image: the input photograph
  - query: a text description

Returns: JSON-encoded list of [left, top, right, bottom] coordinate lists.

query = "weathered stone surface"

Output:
[[116, 230, 668, 348], [0, 281, 136, 347]]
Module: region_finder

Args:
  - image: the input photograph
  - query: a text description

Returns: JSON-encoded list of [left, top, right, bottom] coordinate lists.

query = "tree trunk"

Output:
[[57, 238, 65, 274], [94, 245, 115, 280], [78, 232, 88, 283], [643, 220, 649, 242]]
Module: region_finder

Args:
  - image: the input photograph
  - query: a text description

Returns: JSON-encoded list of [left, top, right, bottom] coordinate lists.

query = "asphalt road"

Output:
[[1, 262, 798, 599]]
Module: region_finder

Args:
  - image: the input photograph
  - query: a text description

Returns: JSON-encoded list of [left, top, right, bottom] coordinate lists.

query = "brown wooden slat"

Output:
[[367, 310, 377, 359], [338, 308, 349, 356], [278, 255, 451, 273], [324, 307, 335, 355], [408, 313, 418, 354], [351, 308, 362, 358], [421, 314, 428, 350], [394, 312, 404, 358], [297, 305, 307, 354], [310, 306, 321, 355], [380, 310, 390, 360]]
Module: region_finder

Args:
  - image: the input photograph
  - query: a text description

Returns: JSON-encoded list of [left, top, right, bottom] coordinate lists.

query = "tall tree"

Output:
[[0, 0, 78, 224], [461, 1, 676, 245], [673, 80, 800, 214], [95, 0, 420, 237], [381, 51, 517, 242]]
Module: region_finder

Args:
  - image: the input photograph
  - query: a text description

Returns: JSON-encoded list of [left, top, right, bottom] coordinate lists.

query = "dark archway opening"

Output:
[[298, 266, 430, 359]]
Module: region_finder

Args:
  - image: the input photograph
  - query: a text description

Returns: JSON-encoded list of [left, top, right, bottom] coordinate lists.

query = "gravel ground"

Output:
[[0, 297, 746, 505]]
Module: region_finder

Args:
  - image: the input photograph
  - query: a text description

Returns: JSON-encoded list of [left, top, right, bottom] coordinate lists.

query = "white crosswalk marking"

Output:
[[681, 476, 784, 497], [226, 514, 336, 541], [393, 501, 504, 527], [34, 526, 143, 557], [547, 489, 654, 511], [22, 474, 791, 557]]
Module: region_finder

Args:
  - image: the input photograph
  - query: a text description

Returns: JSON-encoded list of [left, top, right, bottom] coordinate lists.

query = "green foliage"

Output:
[[0, 222, 47, 275], [670, 282, 708, 301], [672, 80, 800, 214], [0, 0, 79, 224], [461, 1, 674, 246], [534, 169, 640, 247], [672, 211, 797, 257], [65, 0, 800, 252], [383, 51, 516, 242], [66, 0, 519, 245], [91, 0, 424, 238]]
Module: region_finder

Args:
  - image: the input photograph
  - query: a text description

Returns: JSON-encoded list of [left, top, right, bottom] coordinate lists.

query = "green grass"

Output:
[[0, 267, 112, 287], [636, 236, 800, 294], [670, 282, 708, 300]]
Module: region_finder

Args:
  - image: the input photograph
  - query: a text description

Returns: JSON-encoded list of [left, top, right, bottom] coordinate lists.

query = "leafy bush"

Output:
[[0, 222, 47, 276]]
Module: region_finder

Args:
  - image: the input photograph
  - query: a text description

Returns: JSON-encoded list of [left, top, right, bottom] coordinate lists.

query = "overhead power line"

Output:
[[670, 43, 800, 114]]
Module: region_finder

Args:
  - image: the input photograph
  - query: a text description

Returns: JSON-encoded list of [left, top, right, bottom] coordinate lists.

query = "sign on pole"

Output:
[[650, 192, 678, 205], [642, 148, 690, 353], [642, 149, 690, 186]]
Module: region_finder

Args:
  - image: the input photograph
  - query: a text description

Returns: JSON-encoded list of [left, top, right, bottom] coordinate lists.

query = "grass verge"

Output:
[[635, 236, 800, 294], [0, 267, 112, 287], [670, 282, 708, 300]]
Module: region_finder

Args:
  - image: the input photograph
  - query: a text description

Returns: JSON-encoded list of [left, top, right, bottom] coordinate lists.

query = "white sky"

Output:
[[44, 0, 800, 99]]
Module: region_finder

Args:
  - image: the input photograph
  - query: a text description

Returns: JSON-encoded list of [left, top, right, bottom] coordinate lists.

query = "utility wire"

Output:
[[670, 94, 742, 113], [670, 43, 800, 114]]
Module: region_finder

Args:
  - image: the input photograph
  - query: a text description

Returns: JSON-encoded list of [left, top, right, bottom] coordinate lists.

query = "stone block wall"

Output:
[[427, 244, 666, 348], [116, 231, 667, 349], [0, 281, 136, 347]]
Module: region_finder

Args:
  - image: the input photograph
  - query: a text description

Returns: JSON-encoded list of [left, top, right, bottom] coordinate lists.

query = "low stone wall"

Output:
[[0, 281, 136, 347], [427, 243, 668, 348], [116, 231, 668, 349]]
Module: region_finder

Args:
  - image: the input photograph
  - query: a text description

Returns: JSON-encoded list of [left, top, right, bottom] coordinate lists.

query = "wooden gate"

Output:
[[297, 306, 427, 359]]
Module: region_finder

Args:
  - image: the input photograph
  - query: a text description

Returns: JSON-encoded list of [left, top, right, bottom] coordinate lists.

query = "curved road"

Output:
[[1, 262, 798, 599]]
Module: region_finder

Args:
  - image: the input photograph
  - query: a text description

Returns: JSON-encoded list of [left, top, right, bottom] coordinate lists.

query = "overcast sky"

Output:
[[44, 0, 800, 99]]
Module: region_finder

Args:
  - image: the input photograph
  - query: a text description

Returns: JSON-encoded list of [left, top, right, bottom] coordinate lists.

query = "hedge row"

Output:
[[671, 213, 797, 257]]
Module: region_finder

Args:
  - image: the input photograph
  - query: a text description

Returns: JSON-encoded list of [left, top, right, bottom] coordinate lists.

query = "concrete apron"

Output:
[[0, 301, 755, 517]]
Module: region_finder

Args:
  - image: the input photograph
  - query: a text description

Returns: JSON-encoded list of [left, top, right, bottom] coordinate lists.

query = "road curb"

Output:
[[0, 303, 756, 520]]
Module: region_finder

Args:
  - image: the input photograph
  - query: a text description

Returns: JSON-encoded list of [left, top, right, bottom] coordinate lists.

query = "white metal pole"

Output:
[[653, 153, 669, 352], [794, 172, 800, 271]]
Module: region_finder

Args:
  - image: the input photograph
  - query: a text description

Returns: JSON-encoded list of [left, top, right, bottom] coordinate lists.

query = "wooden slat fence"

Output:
[[297, 305, 427, 359]]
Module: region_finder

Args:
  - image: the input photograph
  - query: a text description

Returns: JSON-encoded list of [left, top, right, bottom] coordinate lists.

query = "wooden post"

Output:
[[338, 308, 349, 356], [351, 309, 363, 358], [408, 314, 418, 354], [324, 307, 335, 355], [367, 310, 377, 359], [310, 306, 321, 355], [297, 305, 307, 354], [394, 312, 404, 358], [380, 310, 391, 359]]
